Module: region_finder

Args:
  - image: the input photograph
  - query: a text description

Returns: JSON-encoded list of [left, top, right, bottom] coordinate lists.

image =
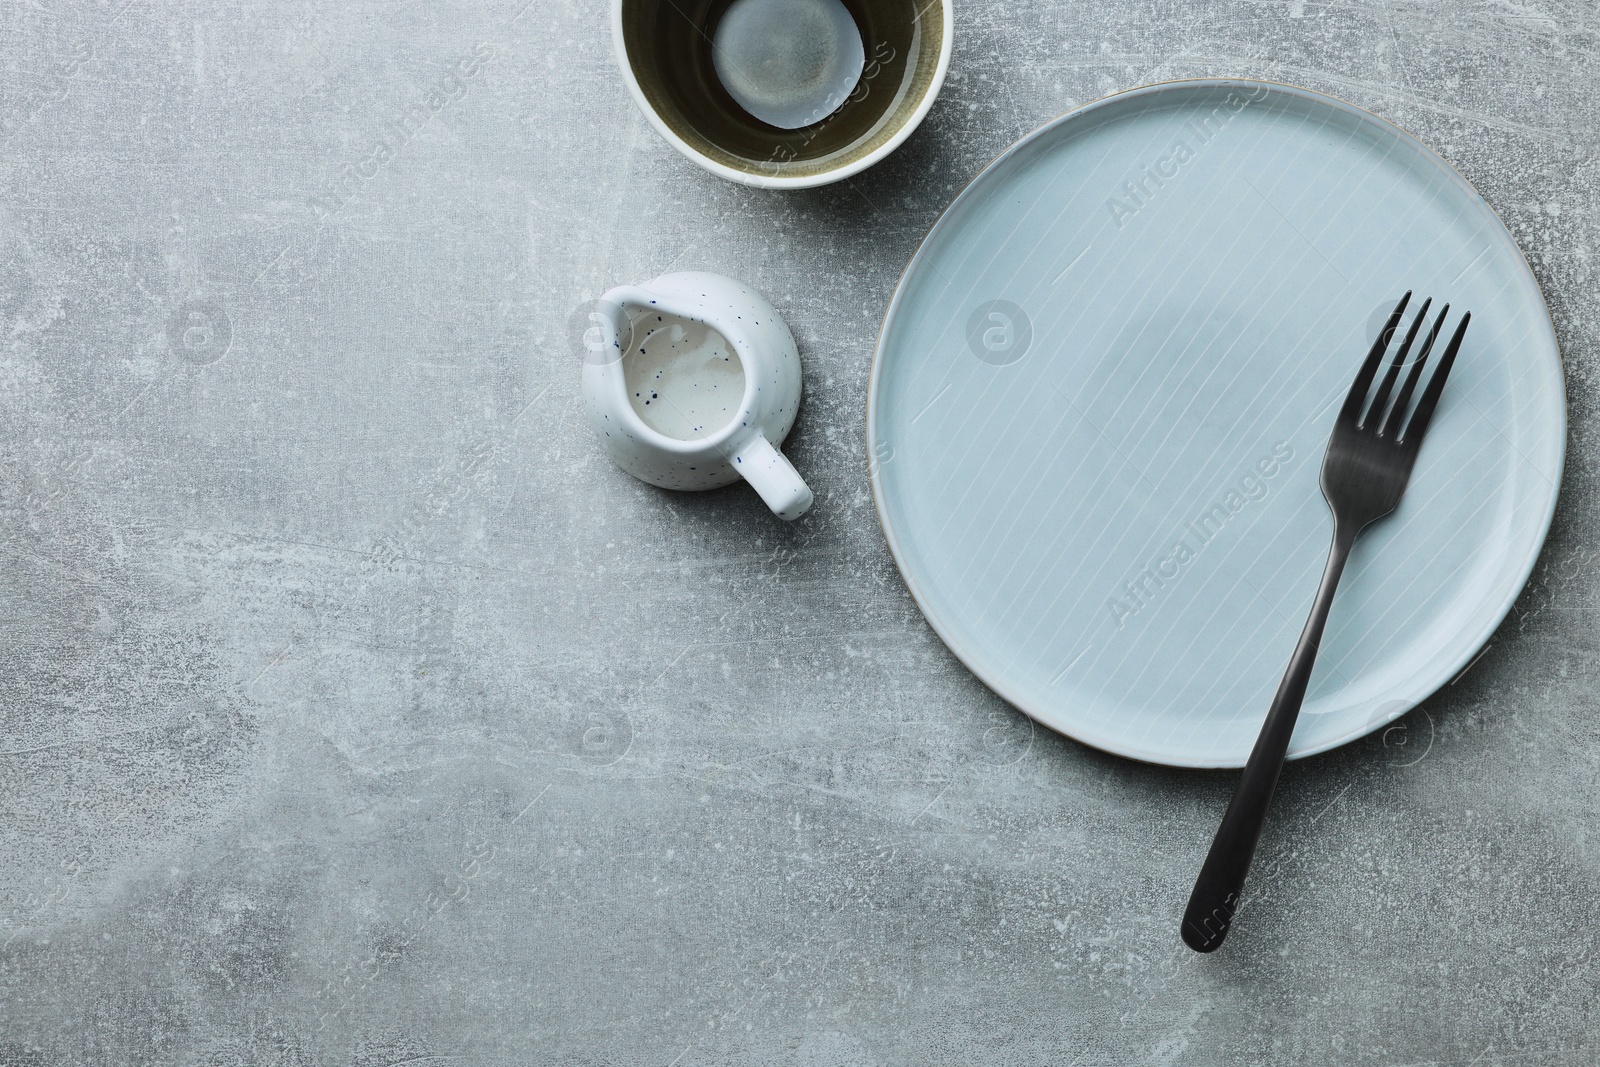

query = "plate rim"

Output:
[[865, 77, 1567, 768]]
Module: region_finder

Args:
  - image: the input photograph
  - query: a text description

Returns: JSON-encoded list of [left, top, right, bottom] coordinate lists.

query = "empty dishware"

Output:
[[865, 81, 1563, 769], [610, 0, 952, 188]]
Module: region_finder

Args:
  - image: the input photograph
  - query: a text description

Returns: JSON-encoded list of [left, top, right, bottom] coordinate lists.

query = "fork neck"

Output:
[[1329, 519, 1360, 560], [1319, 522, 1359, 596]]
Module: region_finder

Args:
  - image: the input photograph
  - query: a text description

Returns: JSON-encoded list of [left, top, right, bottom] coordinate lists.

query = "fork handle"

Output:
[[1181, 524, 1357, 952]]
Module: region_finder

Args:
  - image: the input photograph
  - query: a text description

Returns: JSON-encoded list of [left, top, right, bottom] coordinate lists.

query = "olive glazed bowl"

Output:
[[611, 0, 952, 189]]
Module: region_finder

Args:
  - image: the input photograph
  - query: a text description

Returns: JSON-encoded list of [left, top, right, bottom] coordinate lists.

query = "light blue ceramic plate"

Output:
[[868, 80, 1564, 768]]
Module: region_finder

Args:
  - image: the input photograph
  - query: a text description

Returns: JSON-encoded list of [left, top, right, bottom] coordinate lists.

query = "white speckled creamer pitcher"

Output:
[[582, 271, 813, 520]]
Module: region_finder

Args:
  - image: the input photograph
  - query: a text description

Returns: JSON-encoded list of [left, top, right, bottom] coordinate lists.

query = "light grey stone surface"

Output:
[[2, 1, 1598, 1064]]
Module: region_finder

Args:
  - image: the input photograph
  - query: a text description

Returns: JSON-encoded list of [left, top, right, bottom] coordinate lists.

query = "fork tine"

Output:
[[1340, 291, 1411, 424], [1401, 311, 1470, 445], [1365, 297, 1432, 429], [1381, 302, 1447, 437]]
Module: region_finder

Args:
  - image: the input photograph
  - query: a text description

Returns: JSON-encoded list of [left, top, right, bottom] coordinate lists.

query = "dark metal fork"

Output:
[[1181, 292, 1471, 953]]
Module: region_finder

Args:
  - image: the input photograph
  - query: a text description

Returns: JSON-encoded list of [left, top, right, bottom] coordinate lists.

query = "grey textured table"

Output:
[[3, 2, 1597, 1064]]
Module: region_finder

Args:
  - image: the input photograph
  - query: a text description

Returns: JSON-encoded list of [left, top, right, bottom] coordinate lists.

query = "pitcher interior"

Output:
[[622, 306, 748, 441]]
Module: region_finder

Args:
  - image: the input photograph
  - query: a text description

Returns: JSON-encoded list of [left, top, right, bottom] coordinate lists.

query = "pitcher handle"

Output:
[[733, 433, 812, 520]]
